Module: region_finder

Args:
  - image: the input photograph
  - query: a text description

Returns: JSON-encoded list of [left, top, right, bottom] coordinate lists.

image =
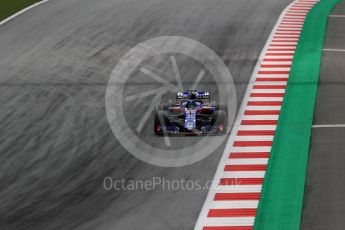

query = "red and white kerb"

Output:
[[194, 0, 319, 229]]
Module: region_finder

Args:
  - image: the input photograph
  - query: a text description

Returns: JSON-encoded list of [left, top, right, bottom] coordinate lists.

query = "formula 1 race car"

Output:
[[154, 90, 227, 135]]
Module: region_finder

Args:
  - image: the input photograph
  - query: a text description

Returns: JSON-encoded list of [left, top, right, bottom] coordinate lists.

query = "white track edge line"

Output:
[[193, 1, 299, 229], [312, 124, 345, 128], [0, 0, 51, 27], [322, 48, 345, 52], [328, 14, 345, 17]]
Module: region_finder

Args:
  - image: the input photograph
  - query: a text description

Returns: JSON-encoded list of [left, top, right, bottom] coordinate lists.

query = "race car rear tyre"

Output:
[[212, 110, 227, 134], [215, 104, 228, 112], [154, 110, 169, 135]]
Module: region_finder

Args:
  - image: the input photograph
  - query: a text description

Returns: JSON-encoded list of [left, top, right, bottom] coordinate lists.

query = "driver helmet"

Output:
[[189, 91, 198, 100]]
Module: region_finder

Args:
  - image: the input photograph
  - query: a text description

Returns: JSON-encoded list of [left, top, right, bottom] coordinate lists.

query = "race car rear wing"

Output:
[[176, 91, 210, 100]]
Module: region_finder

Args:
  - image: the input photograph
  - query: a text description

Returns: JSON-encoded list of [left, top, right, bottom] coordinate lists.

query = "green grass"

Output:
[[0, 0, 42, 21]]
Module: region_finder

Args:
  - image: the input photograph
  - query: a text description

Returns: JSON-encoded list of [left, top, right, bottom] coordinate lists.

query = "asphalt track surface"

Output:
[[0, 0, 293, 229], [301, 1, 345, 229]]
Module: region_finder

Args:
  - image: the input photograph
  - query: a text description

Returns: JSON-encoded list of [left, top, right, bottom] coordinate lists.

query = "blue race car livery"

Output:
[[154, 90, 227, 135]]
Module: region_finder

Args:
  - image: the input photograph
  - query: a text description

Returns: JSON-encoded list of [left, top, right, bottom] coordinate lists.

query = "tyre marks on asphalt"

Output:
[[194, 0, 319, 229]]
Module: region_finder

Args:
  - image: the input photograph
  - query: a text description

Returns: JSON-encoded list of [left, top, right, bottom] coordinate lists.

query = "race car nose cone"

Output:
[[185, 120, 194, 130]]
